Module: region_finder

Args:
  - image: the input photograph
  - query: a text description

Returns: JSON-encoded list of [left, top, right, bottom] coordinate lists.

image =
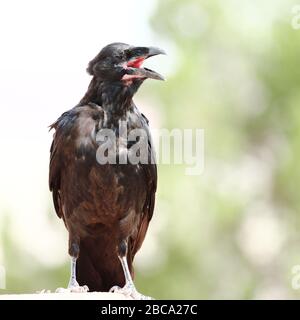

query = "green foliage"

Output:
[[136, 0, 300, 299]]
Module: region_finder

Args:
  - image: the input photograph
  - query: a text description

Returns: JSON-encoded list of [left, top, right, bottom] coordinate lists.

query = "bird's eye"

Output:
[[115, 54, 124, 60]]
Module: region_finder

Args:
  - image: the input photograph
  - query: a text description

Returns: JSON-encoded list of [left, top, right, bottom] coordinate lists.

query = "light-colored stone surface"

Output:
[[0, 292, 133, 300]]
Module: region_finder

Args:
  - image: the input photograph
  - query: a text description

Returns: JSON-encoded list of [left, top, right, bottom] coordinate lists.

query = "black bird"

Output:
[[49, 43, 164, 299]]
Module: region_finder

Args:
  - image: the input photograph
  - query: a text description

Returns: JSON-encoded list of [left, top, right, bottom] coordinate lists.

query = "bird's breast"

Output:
[[69, 110, 147, 233]]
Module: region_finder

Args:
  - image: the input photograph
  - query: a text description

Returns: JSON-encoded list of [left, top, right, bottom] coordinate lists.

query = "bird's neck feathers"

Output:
[[79, 77, 143, 117]]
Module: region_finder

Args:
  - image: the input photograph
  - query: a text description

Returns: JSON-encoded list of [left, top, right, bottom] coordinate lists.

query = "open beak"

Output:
[[122, 46, 166, 81]]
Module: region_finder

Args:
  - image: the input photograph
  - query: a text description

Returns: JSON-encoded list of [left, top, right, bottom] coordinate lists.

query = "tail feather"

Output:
[[76, 236, 134, 292]]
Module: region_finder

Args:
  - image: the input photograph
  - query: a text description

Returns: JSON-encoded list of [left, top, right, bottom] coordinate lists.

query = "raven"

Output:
[[49, 43, 164, 299]]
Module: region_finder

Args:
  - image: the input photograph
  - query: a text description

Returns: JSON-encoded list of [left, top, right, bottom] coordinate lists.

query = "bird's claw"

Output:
[[55, 285, 89, 293], [36, 289, 51, 294], [109, 283, 153, 300]]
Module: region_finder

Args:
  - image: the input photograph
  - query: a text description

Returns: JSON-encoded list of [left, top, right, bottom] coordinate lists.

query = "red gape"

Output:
[[127, 57, 145, 68]]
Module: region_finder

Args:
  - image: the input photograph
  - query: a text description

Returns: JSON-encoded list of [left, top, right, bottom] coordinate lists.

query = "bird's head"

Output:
[[87, 42, 165, 86]]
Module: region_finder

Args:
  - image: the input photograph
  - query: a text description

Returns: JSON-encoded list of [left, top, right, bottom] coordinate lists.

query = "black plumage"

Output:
[[49, 43, 164, 298]]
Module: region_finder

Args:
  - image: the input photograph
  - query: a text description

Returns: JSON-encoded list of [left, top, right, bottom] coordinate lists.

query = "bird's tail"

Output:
[[76, 236, 134, 292]]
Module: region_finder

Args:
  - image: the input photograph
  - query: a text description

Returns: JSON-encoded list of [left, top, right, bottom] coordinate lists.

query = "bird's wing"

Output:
[[129, 112, 157, 257], [49, 104, 104, 221], [49, 109, 79, 219]]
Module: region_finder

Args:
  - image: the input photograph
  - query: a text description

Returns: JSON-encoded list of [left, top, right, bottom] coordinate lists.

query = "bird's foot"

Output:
[[36, 289, 51, 294], [55, 285, 89, 293], [55, 279, 89, 293], [109, 282, 153, 300]]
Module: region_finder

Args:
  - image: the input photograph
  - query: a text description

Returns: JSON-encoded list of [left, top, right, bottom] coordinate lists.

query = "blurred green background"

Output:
[[1, 0, 300, 299]]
